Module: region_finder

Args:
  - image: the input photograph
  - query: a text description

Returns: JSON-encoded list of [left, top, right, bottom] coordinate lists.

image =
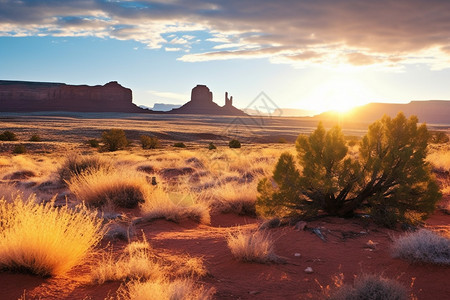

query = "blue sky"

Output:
[[1, 0, 450, 114]]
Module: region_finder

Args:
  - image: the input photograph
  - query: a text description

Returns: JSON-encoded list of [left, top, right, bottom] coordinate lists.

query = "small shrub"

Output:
[[391, 229, 450, 265], [173, 142, 186, 148], [277, 137, 287, 144], [329, 274, 407, 300], [229, 139, 241, 148], [91, 236, 162, 284], [0, 131, 18, 141], [68, 168, 149, 208], [58, 154, 113, 182], [87, 139, 100, 148], [226, 229, 281, 263], [0, 195, 104, 277], [102, 129, 129, 151], [138, 187, 210, 225], [141, 135, 160, 149], [29, 134, 42, 142], [12, 144, 26, 154], [208, 142, 217, 150], [117, 278, 214, 300]]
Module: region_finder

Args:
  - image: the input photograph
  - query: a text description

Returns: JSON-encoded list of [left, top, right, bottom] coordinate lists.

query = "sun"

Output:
[[304, 77, 374, 113]]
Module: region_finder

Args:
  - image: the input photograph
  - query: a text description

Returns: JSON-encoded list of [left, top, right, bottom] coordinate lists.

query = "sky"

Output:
[[1, 0, 450, 114]]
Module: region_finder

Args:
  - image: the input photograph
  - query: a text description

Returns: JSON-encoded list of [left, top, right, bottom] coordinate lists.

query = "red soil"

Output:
[[0, 211, 448, 300]]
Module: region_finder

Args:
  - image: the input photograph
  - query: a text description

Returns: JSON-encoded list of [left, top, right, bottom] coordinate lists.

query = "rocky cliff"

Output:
[[0, 80, 144, 112], [168, 85, 247, 116]]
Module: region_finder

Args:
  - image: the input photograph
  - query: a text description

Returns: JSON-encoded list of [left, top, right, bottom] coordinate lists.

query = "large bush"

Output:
[[140, 135, 160, 149], [257, 113, 441, 225], [102, 129, 129, 151]]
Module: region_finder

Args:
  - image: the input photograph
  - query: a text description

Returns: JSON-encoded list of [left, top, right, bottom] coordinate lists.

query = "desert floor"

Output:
[[0, 113, 449, 300]]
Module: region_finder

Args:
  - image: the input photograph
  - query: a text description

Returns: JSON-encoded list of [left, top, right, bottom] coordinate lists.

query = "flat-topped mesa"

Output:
[[0, 80, 144, 112]]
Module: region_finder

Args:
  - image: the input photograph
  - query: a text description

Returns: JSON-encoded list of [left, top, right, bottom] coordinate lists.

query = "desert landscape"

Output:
[[0, 112, 449, 300], [2, 1, 450, 299]]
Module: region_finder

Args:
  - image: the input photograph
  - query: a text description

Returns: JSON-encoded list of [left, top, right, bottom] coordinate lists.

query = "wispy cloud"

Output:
[[146, 90, 187, 103], [1, 0, 450, 69]]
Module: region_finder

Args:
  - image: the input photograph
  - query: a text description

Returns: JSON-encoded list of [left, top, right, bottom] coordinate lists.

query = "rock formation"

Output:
[[0, 80, 144, 112], [168, 85, 247, 116]]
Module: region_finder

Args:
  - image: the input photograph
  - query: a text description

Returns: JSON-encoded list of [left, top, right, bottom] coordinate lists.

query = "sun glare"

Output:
[[304, 77, 374, 113]]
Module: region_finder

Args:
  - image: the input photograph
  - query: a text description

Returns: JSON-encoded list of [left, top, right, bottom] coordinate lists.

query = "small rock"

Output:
[[366, 240, 378, 249], [295, 221, 307, 231], [294, 253, 301, 257], [249, 291, 260, 295], [304, 267, 314, 274]]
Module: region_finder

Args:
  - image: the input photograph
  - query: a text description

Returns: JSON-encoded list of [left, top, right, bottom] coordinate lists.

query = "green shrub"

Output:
[[391, 229, 450, 265], [87, 139, 100, 148], [12, 144, 26, 154], [29, 134, 42, 142], [102, 129, 129, 151], [229, 139, 241, 148], [208, 142, 217, 150], [140, 135, 160, 149], [329, 274, 407, 300], [173, 142, 186, 148], [0, 131, 18, 141], [257, 113, 441, 226]]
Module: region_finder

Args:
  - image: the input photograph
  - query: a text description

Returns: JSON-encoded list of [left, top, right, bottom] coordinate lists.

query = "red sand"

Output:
[[0, 210, 448, 300]]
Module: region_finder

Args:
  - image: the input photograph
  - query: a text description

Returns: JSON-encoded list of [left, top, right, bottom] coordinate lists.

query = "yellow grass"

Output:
[[117, 278, 215, 300], [139, 186, 210, 224], [226, 228, 281, 263], [91, 237, 163, 284], [0, 195, 104, 276], [427, 144, 450, 172], [68, 168, 151, 208]]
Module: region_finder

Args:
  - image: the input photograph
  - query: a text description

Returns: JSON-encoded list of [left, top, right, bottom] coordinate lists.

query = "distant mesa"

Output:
[[167, 85, 247, 116], [0, 80, 143, 113], [0, 80, 247, 116]]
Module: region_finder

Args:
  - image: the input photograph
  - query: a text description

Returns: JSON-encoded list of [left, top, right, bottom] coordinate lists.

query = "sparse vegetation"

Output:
[[68, 168, 149, 208], [391, 229, 450, 265], [173, 142, 186, 148], [208, 142, 216, 150], [29, 134, 42, 142], [229, 139, 241, 148], [102, 129, 129, 151], [141, 135, 160, 149], [226, 228, 281, 263], [257, 113, 441, 226], [117, 278, 214, 300], [58, 154, 114, 182], [329, 274, 407, 300], [87, 138, 100, 148], [0, 195, 104, 277], [12, 144, 26, 154], [429, 131, 449, 144], [0, 130, 18, 141]]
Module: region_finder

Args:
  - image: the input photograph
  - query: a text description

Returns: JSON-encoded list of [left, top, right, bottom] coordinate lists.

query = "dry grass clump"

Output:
[[58, 154, 114, 182], [68, 168, 150, 208], [201, 182, 257, 215], [91, 236, 163, 284], [391, 229, 450, 265], [138, 187, 210, 225], [329, 274, 407, 300], [117, 278, 214, 300], [226, 228, 281, 263], [0, 195, 104, 277]]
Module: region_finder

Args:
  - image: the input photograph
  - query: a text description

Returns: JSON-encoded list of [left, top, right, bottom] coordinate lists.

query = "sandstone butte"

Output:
[[0, 80, 247, 116]]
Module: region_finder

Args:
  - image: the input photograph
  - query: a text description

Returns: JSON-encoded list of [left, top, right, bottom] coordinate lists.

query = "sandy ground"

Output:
[[0, 205, 448, 300]]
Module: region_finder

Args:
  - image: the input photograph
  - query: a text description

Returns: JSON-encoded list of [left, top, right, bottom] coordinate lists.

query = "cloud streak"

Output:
[[1, 0, 450, 69]]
